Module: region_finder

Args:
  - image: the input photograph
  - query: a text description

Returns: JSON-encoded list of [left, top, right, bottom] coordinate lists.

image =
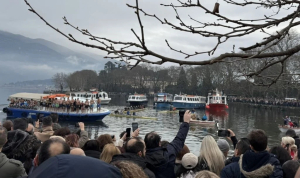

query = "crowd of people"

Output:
[[9, 97, 102, 113], [229, 97, 300, 107], [1, 111, 300, 178]]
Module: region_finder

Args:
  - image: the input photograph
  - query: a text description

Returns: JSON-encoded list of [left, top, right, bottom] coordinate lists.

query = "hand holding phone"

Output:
[[132, 122, 138, 132], [218, 130, 230, 137]]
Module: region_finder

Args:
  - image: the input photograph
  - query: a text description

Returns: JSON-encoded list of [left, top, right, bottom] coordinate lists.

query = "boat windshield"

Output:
[[175, 97, 182, 101], [132, 96, 135, 99]]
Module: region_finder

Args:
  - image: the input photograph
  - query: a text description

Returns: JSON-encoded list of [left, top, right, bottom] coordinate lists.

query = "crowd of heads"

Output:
[[230, 97, 300, 107], [2, 111, 300, 178]]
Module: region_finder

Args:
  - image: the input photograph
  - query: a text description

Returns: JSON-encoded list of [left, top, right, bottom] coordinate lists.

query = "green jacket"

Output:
[[0, 152, 27, 178]]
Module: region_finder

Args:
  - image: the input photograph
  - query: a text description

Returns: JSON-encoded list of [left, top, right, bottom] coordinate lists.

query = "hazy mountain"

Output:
[[0, 30, 112, 84]]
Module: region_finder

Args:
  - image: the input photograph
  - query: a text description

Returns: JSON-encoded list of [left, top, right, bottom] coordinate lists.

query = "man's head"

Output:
[[235, 138, 250, 156], [286, 129, 296, 138], [125, 137, 146, 157], [0, 126, 7, 150], [2, 120, 13, 131], [13, 118, 28, 131], [42, 116, 53, 127], [247, 129, 268, 152], [282, 160, 300, 178], [70, 148, 86, 156], [144, 131, 161, 149], [217, 139, 230, 157], [50, 113, 59, 123], [37, 139, 70, 165]]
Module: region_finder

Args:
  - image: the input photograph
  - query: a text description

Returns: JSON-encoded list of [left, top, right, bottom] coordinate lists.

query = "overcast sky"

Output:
[[1, 0, 298, 66]]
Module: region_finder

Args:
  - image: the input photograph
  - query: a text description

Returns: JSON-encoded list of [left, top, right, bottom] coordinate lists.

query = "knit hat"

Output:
[[217, 139, 230, 152], [181, 153, 198, 169]]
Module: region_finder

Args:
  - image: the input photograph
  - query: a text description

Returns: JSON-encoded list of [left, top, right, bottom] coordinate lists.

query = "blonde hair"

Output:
[[112, 161, 148, 178], [282, 136, 297, 153], [199, 136, 225, 176], [100, 143, 121, 163], [195, 170, 220, 178]]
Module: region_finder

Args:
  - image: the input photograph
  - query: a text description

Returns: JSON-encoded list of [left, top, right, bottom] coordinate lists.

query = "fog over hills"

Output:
[[0, 30, 112, 84]]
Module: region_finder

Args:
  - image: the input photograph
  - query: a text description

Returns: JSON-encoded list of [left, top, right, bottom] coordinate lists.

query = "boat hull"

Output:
[[279, 126, 300, 133], [4, 108, 110, 122], [206, 104, 228, 111], [172, 102, 206, 109], [128, 101, 148, 107], [154, 102, 172, 109], [190, 120, 215, 126]]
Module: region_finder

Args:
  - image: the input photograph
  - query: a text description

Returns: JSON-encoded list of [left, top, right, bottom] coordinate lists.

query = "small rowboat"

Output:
[[278, 125, 300, 133], [123, 108, 146, 113], [109, 114, 157, 120], [189, 120, 216, 127]]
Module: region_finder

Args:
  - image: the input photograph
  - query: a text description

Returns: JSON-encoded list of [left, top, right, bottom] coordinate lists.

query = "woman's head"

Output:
[[100, 144, 121, 163], [281, 136, 297, 153], [199, 135, 225, 176], [269, 146, 292, 165], [97, 134, 113, 150], [195, 170, 219, 178], [82, 140, 100, 151], [65, 134, 79, 148], [112, 161, 148, 178], [53, 127, 71, 138], [176, 144, 190, 161]]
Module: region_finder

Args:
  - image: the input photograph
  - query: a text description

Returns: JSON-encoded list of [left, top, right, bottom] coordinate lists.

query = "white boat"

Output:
[[172, 94, 206, 109], [70, 91, 111, 105], [127, 94, 148, 107], [278, 126, 300, 133]]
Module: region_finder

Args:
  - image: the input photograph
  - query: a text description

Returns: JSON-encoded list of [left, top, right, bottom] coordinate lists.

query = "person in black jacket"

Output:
[[111, 137, 155, 178], [144, 110, 191, 178], [221, 129, 283, 178], [286, 129, 300, 149]]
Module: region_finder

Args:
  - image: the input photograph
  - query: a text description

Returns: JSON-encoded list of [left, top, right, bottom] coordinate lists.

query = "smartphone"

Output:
[[132, 122, 138, 132], [218, 130, 230, 137], [126, 128, 131, 138], [179, 110, 185, 122]]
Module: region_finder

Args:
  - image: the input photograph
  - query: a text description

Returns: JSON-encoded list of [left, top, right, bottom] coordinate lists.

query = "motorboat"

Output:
[[70, 91, 111, 105], [153, 93, 173, 109], [278, 125, 300, 133], [172, 94, 206, 109], [127, 94, 148, 107], [3, 93, 111, 121], [206, 89, 229, 111]]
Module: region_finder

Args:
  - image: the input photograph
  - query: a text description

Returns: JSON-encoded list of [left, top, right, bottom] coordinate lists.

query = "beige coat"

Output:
[[34, 126, 54, 143]]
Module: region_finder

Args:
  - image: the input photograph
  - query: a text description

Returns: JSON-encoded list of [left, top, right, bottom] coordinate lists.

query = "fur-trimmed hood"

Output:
[[239, 153, 274, 178]]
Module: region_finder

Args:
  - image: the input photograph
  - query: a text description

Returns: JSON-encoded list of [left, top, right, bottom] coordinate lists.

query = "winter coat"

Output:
[[221, 156, 240, 178], [2, 130, 40, 163], [78, 130, 89, 148], [27, 154, 122, 178], [84, 150, 101, 159], [145, 122, 189, 178], [111, 153, 155, 178], [220, 150, 283, 178], [293, 135, 300, 149], [34, 126, 54, 142], [0, 152, 27, 178]]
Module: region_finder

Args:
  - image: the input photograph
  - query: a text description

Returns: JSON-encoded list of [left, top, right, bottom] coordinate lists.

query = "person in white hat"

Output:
[[176, 153, 199, 178]]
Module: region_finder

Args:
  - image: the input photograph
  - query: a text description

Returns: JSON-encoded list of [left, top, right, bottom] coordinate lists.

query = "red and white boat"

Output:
[[205, 89, 229, 111]]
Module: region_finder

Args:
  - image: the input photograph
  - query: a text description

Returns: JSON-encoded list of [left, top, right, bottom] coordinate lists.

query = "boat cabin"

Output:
[[155, 93, 173, 102], [128, 94, 147, 101], [173, 95, 206, 103]]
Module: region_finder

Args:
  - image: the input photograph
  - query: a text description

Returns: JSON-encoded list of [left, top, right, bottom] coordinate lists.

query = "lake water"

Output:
[[0, 87, 299, 156]]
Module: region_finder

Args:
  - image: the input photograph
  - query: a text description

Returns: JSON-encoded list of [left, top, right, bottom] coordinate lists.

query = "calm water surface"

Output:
[[0, 87, 299, 155]]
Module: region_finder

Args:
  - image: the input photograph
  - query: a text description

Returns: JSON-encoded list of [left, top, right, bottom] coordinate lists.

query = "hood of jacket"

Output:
[[0, 152, 8, 168], [239, 151, 274, 178], [111, 153, 147, 169], [2, 130, 29, 153], [145, 147, 169, 169]]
